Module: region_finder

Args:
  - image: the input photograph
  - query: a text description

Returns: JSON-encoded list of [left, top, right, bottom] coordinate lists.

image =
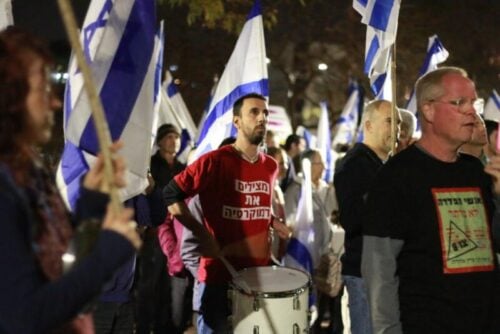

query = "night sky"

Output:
[[12, 0, 87, 42]]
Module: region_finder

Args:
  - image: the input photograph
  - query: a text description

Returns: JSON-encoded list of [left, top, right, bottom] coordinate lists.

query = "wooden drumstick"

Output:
[[57, 0, 122, 214], [219, 256, 252, 295]]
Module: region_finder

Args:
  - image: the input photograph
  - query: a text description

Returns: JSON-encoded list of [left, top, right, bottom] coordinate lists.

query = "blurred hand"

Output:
[[272, 216, 292, 240], [330, 210, 340, 225], [83, 141, 126, 193], [143, 171, 155, 195], [485, 155, 500, 195], [102, 205, 142, 250]]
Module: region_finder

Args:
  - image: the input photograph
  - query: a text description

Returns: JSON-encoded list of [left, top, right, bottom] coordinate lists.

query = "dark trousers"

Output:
[[135, 230, 171, 334], [170, 275, 194, 334], [93, 301, 134, 334], [313, 288, 344, 334]]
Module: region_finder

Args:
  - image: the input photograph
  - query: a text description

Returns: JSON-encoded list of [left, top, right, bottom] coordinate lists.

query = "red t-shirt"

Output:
[[174, 145, 278, 283]]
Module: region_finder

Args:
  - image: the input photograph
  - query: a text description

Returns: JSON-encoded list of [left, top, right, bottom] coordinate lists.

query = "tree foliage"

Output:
[[159, 0, 307, 34], [159, 0, 499, 127]]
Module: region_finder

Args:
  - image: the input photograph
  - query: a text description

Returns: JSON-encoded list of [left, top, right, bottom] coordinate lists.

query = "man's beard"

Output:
[[241, 124, 266, 145], [247, 129, 266, 145]]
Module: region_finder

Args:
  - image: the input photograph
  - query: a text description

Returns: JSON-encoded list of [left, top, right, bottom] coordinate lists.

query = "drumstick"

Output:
[[219, 256, 252, 294]]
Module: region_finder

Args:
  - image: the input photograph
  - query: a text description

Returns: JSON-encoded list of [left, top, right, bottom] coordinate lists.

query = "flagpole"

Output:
[[391, 44, 398, 153], [57, 0, 123, 214]]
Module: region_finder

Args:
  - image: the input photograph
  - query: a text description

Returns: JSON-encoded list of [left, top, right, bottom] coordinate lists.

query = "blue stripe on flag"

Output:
[[83, 0, 113, 63], [246, 0, 262, 20], [154, 24, 164, 104], [355, 0, 368, 8], [493, 91, 500, 109], [286, 238, 314, 275], [197, 79, 269, 146], [79, 0, 156, 154], [64, 81, 72, 129], [364, 35, 380, 74], [178, 129, 191, 155], [60, 141, 90, 209], [419, 37, 445, 76], [303, 128, 313, 150], [167, 81, 178, 98], [338, 111, 356, 124], [368, 0, 394, 31], [371, 72, 387, 97]]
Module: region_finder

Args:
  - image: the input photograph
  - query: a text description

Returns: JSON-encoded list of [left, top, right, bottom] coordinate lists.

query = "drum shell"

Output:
[[231, 266, 309, 333]]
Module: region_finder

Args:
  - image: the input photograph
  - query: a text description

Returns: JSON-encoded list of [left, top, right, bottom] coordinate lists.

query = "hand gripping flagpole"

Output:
[[57, 0, 123, 214]]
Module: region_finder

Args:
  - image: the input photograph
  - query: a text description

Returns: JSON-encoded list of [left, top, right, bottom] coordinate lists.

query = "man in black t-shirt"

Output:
[[362, 67, 500, 334]]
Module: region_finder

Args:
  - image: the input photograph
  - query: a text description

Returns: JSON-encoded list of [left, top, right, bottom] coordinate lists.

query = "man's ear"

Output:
[[233, 116, 239, 129], [490, 129, 498, 144], [364, 119, 371, 133], [420, 102, 434, 123]]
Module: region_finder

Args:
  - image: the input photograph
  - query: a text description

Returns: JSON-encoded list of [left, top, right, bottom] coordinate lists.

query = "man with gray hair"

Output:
[[362, 67, 500, 333], [334, 99, 399, 334], [396, 109, 417, 153]]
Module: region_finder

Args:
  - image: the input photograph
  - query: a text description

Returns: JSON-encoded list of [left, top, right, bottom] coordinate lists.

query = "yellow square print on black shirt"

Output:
[[432, 188, 495, 274]]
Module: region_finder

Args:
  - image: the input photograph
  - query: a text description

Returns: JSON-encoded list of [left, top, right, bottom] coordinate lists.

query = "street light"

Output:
[[318, 63, 328, 71]]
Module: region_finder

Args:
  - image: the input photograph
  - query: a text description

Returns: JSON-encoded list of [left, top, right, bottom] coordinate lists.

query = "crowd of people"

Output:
[[1, 26, 499, 334]]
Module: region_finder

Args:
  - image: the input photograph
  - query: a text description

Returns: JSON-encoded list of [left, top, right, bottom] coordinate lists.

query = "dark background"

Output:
[[12, 0, 500, 151]]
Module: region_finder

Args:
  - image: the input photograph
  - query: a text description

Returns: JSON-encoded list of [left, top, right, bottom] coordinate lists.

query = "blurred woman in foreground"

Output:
[[0, 26, 140, 333]]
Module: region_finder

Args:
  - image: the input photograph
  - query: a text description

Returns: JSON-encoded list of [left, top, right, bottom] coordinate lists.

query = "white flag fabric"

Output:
[[194, 0, 268, 160], [284, 159, 315, 274], [353, 0, 401, 100], [0, 0, 13, 31], [406, 35, 449, 114], [163, 71, 196, 163], [57, 0, 158, 209], [316, 102, 334, 183], [267, 105, 293, 144], [156, 79, 193, 163], [165, 71, 197, 140], [332, 82, 362, 148], [484, 90, 500, 122], [149, 20, 164, 150]]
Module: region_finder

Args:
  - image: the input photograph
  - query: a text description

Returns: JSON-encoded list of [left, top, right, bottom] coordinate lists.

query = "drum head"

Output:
[[235, 266, 309, 294]]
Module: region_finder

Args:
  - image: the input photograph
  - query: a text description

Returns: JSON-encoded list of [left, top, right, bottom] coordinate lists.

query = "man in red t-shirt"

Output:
[[163, 93, 279, 333]]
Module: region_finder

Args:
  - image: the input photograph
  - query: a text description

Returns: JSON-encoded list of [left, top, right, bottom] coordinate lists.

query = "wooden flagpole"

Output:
[[391, 43, 398, 153], [57, 0, 123, 214]]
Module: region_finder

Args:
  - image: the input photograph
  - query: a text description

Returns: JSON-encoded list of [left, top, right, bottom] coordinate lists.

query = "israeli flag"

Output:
[[484, 89, 500, 122], [149, 20, 164, 149], [56, 0, 158, 209], [0, 0, 13, 30], [165, 71, 197, 141], [156, 71, 196, 163], [296, 125, 316, 150], [332, 81, 362, 148], [406, 35, 449, 114], [284, 159, 315, 272], [316, 102, 334, 183], [157, 81, 194, 163], [194, 0, 268, 160], [353, 0, 401, 99]]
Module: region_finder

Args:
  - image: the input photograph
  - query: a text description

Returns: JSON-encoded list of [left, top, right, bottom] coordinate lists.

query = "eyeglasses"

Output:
[[428, 98, 479, 114]]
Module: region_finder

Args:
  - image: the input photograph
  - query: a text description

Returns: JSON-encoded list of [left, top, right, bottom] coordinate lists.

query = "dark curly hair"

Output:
[[0, 27, 53, 181]]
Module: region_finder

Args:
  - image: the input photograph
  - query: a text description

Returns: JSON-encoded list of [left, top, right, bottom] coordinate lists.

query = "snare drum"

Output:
[[231, 266, 310, 333]]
